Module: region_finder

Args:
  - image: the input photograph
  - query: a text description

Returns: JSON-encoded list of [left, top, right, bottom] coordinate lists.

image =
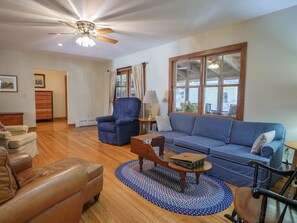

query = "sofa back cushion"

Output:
[[0, 147, 18, 204], [191, 116, 233, 143], [169, 113, 196, 134], [230, 121, 285, 147]]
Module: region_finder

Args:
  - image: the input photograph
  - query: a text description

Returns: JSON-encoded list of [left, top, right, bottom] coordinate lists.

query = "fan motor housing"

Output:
[[76, 20, 95, 33]]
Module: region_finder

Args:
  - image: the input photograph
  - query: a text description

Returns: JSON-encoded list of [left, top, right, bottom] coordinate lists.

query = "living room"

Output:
[[0, 1, 297, 222]]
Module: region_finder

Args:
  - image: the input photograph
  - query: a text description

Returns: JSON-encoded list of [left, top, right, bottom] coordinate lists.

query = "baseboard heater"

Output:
[[77, 119, 97, 127]]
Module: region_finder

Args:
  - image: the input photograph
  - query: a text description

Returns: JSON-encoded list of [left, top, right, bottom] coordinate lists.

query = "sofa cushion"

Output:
[[230, 121, 285, 147], [155, 116, 172, 131], [173, 135, 225, 154], [251, 131, 275, 154], [0, 147, 18, 204], [98, 122, 116, 133], [169, 113, 196, 134], [191, 116, 232, 143], [150, 130, 188, 144], [210, 144, 270, 166], [8, 132, 37, 149]]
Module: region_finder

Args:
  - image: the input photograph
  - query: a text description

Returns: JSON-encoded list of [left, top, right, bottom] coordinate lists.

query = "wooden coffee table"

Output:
[[131, 133, 212, 192]]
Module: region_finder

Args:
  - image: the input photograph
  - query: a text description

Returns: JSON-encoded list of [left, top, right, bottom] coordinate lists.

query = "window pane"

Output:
[[175, 59, 200, 87], [204, 87, 218, 114], [116, 75, 121, 86], [174, 87, 198, 113], [204, 86, 238, 116], [121, 74, 127, 86], [116, 87, 121, 98], [223, 53, 240, 84], [221, 86, 238, 117], [206, 55, 222, 85]]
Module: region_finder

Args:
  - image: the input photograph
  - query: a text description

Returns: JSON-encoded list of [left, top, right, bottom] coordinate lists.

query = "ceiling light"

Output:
[[75, 33, 96, 47], [57, 43, 63, 46], [208, 63, 219, 69]]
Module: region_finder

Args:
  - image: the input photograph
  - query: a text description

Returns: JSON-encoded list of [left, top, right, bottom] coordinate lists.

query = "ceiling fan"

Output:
[[49, 20, 118, 47]]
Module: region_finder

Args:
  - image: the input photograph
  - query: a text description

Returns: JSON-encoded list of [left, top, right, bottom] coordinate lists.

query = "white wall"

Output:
[[105, 6, 297, 141], [34, 69, 66, 118], [0, 50, 104, 126]]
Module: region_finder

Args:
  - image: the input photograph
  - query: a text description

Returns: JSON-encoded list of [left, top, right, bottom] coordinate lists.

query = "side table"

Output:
[[139, 118, 156, 135], [284, 141, 297, 170]]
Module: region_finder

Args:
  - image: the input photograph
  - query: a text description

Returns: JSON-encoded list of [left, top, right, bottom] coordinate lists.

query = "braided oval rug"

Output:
[[115, 160, 233, 216]]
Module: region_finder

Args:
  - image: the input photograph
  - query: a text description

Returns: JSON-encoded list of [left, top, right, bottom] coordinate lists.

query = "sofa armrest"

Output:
[[0, 131, 12, 139], [261, 140, 283, 158], [9, 153, 32, 173], [5, 125, 29, 135], [0, 165, 88, 223], [116, 118, 138, 125], [96, 115, 115, 123]]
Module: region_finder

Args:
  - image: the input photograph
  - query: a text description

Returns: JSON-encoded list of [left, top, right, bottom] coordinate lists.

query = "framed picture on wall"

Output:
[[0, 75, 18, 92], [34, 73, 45, 88]]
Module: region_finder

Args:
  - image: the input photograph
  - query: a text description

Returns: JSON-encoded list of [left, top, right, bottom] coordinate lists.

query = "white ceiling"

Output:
[[0, 0, 297, 61]]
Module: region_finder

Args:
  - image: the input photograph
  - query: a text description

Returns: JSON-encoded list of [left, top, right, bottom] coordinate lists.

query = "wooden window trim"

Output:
[[168, 42, 247, 120]]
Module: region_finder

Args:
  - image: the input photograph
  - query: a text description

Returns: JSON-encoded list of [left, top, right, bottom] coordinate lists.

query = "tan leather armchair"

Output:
[[0, 152, 103, 223], [0, 125, 38, 157]]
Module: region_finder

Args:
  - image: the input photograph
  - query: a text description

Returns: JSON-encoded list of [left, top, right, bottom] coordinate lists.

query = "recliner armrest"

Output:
[[0, 165, 88, 223], [96, 115, 115, 123], [116, 118, 138, 125], [9, 153, 32, 173]]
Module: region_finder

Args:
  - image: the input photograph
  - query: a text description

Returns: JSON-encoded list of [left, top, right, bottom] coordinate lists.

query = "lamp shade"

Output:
[[143, 90, 158, 103]]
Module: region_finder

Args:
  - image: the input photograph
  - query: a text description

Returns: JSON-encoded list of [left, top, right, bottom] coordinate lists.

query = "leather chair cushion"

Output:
[[0, 147, 18, 204], [8, 132, 37, 149], [17, 157, 103, 187]]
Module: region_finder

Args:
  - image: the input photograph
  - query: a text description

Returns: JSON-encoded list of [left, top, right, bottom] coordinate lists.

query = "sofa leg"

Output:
[[94, 193, 100, 201]]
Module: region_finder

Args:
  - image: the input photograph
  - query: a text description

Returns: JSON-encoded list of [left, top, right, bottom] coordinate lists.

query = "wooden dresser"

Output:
[[0, 112, 24, 125], [35, 91, 53, 121]]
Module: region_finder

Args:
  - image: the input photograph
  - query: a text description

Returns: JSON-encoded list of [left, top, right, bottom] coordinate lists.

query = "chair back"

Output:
[[113, 97, 141, 120]]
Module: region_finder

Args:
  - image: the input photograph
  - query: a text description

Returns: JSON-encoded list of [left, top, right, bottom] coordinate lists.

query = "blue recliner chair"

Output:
[[96, 97, 141, 146]]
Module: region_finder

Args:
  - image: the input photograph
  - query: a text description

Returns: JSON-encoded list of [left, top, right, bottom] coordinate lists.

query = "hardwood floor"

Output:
[[34, 119, 236, 223]]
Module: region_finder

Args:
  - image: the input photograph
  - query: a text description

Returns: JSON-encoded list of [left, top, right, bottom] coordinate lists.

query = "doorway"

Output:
[[34, 69, 68, 122]]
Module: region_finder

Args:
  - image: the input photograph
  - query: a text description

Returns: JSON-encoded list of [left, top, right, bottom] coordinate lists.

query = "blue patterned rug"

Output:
[[115, 160, 233, 216]]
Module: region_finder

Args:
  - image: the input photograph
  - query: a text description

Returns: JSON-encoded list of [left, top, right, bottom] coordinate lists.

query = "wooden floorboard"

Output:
[[34, 119, 235, 223]]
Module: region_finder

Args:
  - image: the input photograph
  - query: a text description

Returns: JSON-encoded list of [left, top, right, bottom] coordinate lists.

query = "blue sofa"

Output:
[[151, 113, 286, 187], [96, 97, 141, 146]]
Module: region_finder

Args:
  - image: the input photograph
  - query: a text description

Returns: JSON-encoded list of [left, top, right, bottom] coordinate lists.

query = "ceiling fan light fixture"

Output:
[[208, 63, 219, 69], [76, 34, 96, 47]]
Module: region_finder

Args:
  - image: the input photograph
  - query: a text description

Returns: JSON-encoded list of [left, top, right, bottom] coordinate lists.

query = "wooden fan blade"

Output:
[[95, 28, 114, 34], [95, 36, 118, 44], [48, 33, 75, 35], [58, 21, 77, 30]]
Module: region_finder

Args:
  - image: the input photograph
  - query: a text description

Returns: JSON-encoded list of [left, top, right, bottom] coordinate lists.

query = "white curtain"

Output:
[[108, 70, 117, 114], [132, 64, 145, 117], [132, 64, 145, 101]]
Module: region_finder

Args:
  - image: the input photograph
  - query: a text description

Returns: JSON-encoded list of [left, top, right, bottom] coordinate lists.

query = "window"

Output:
[[169, 42, 247, 120], [115, 68, 135, 99]]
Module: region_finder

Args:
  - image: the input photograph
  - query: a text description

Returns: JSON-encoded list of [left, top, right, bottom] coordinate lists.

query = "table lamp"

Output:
[[143, 90, 158, 120]]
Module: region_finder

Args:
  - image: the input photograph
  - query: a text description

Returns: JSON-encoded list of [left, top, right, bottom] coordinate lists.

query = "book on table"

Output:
[[170, 153, 206, 169]]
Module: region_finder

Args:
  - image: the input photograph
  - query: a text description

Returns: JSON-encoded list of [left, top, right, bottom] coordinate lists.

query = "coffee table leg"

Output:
[[139, 156, 143, 172], [179, 172, 186, 193], [195, 173, 201, 184]]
